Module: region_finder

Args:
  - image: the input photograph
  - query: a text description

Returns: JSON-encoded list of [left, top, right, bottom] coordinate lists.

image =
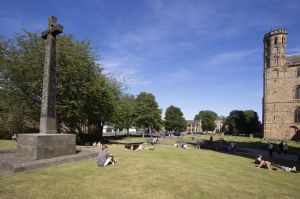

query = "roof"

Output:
[[286, 54, 300, 64]]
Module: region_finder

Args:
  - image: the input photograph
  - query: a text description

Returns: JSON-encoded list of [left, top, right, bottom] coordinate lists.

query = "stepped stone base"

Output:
[[17, 134, 76, 160], [0, 147, 98, 176]]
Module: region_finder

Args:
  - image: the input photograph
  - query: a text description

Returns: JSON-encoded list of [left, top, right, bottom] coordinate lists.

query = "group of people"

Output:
[[255, 154, 297, 172], [174, 142, 188, 149], [268, 141, 288, 157], [92, 141, 102, 148]]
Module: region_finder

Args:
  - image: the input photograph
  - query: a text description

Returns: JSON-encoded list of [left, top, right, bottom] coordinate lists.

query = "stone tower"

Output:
[[263, 28, 300, 140]]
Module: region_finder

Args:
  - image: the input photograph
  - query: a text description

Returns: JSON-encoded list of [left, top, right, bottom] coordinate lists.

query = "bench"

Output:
[[121, 142, 144, 150]]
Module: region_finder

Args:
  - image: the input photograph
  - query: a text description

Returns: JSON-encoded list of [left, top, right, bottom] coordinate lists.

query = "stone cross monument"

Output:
[[17, 16, 75, 160], [40, 16, 63, 134]]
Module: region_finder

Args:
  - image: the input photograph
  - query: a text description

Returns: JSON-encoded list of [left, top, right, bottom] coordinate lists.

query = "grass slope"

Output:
[[0, 144, 299, 199]]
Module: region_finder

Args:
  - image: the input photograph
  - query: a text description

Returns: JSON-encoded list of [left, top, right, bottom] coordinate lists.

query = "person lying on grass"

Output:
[[272, 164, 297, 172], [255, 155, 273, 170], [97, 145, 117, 167], [254, 154, 297, 172]]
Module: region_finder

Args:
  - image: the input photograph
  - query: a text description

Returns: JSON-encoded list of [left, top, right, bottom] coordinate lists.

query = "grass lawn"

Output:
[[0, 140, 16, 148], [0, 144, 299, 199]]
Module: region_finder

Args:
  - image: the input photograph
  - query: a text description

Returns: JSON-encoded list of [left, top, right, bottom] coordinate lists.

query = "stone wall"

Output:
[[263, 29, 300, 140]]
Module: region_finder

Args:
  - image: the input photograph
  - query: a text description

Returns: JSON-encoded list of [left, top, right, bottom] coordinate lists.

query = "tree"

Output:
[[224, 110, 261, 135], [134, 92, 162, 132], [0, 30, 123, 138], [224, 110, 245, 134], [194, 110, 217, 132], [243, 110, 261, 134], [83, 76, 121, 137], [164, 105, 187, 132], [111, 94, 135, 136]]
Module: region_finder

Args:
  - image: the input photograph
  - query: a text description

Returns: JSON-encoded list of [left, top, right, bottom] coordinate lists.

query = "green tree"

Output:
[[224, 110, 261, 135], [83, 76, 121, 137], [164, 105, 187, 132], [224, 110, 246, 134], [111, 94, 136, 136], [195, 110, 217, 132], [243, 110, 261, 134], [0, 30, 123, 139], [134, 92, 162, 132]]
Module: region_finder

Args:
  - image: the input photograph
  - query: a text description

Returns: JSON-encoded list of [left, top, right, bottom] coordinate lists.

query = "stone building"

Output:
[[186, 120, 201, 133], [263, 29, 300, 140], [186, 117, 225, 134], [214, 116, 225, 133]]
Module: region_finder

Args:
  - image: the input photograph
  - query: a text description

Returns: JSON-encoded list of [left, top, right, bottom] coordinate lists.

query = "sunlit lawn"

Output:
[[0, 144, 299, 199], [0, 140, 16, 149]]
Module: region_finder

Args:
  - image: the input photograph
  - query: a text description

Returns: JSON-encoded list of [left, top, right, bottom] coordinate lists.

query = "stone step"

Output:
[[0, 150, 98, 176]]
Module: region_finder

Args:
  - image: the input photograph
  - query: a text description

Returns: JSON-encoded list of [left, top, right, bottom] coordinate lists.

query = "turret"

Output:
[[263, 29, 287, 69]]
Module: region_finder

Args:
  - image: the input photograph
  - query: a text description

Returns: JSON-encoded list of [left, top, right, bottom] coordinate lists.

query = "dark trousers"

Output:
[[269, 149, 273, 157]]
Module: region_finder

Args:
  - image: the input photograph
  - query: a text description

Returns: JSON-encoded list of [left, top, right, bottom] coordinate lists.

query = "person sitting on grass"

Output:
[[97, 145, 116, 167], [255, 154, 273, 171], [12, 134, 17, 142]]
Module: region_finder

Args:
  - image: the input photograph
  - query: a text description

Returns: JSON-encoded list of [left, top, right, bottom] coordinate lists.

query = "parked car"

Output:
[[173, 132, 182, 136]]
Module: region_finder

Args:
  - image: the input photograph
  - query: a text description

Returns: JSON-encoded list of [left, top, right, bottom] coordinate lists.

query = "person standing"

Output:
[[283, 142, 288, 155], [278, 141, 284, 154], [268, 142, 274, 157]]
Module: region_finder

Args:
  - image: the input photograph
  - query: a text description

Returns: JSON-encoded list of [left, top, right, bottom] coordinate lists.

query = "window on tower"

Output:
[[274, 37, 278, 45], [295, 108, 300, 123], [297, 68, 300, 77], [295, 86, 300, 99]]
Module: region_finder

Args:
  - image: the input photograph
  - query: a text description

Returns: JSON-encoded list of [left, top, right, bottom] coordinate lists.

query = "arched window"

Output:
[[274, 37, 278, 45], [295, 108, 300, 123], [295, 86, 300, 99], [297, 68, 300, 77], [282, 37, 285, 44]]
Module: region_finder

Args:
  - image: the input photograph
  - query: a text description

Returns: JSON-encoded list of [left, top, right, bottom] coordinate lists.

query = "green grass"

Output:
[[0, 144, 299, 199], [112, 134, 300, 154], [0, 140, 16, 148]]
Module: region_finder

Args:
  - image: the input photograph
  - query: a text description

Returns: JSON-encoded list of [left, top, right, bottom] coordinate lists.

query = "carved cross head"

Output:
[[42, 16, 64, 39]]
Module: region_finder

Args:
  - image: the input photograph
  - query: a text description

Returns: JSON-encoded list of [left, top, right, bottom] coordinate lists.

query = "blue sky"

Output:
[[1, 0, 300, 120]]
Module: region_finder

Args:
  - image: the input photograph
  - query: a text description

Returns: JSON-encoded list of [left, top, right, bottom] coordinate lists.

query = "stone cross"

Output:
[[40, 16, 63, 134]]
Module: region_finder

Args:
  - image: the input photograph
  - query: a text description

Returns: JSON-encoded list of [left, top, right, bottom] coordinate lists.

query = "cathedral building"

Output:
[[263, 29, 300, 140]]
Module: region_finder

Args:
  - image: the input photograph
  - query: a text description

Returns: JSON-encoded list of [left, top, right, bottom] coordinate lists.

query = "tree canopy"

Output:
[[134, 92, 162, 132], [111, 94, 136, 135], [224, 110, 261, 135], [194, 110, 217, 132], [0, 30, 122, 138], [164, 105, 187, 132]]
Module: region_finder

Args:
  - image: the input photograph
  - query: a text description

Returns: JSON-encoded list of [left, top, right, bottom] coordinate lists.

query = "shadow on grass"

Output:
[[185, 139, 300, 169]]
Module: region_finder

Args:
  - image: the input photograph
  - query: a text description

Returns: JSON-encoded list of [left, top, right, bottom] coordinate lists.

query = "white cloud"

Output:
[[209, 49, 258, 66]]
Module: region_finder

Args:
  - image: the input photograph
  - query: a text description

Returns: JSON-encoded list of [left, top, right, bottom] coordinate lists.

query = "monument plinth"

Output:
[[17, 16, 76, 160]]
